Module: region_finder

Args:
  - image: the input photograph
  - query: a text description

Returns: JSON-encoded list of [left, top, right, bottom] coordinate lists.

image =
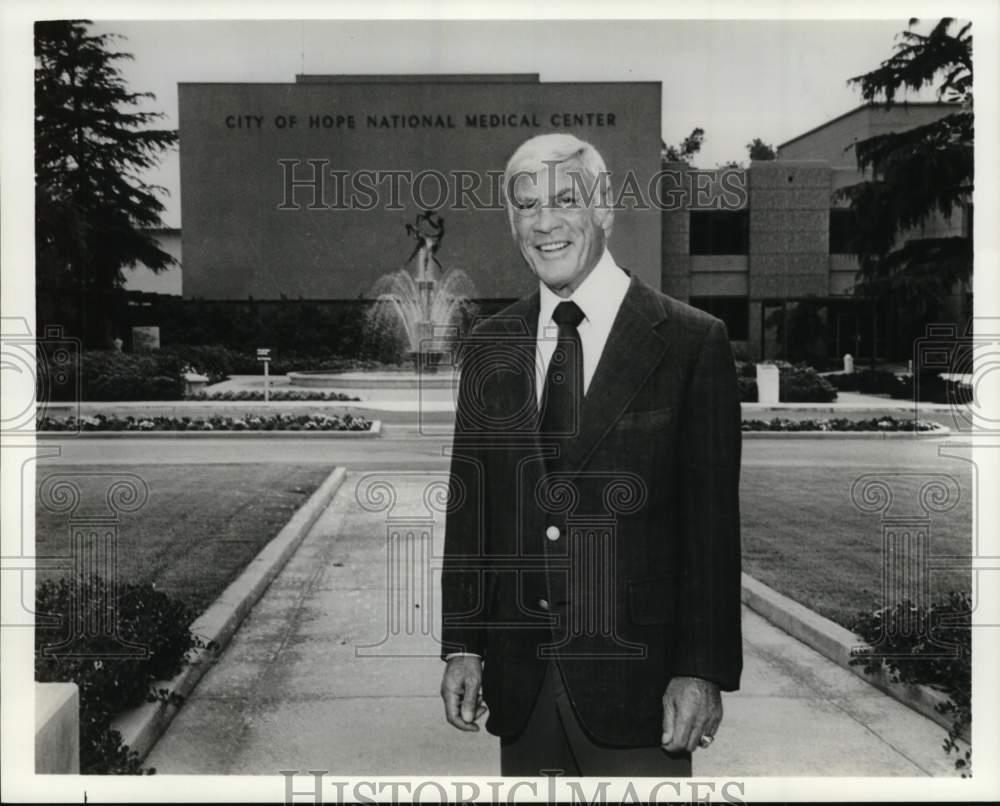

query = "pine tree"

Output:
[[835, 18, 973, 327], [35, 20, 177, 346]]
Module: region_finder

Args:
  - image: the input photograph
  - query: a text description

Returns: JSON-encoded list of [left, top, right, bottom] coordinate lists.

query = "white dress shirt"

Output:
[[535, 248, 632, 406]]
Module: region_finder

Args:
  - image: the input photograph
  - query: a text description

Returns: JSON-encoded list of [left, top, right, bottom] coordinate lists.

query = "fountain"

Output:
[[367, 209, 477, 371], [286, 210, 477, 401]]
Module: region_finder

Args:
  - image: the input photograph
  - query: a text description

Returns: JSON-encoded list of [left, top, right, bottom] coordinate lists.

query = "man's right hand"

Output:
[[440, 655, 487, 731]]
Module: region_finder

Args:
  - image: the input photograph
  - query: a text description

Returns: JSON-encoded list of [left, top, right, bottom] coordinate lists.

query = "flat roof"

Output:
[[777, 101, 959, 150], [295, 73, 540, 84]]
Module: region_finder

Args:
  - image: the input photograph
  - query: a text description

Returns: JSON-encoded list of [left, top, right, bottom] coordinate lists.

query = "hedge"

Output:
[[734, 360, 838, 403], [851, 593, 971, 775], [35, 576, 212, 774], [825, 369, 973, 404], [38, 347, 403, 402]]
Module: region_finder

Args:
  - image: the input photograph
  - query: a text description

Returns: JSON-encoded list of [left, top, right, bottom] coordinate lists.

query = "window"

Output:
[[689, 296, 749, 341], [689, 210, 749, 255], [829, 209, 854, 254]]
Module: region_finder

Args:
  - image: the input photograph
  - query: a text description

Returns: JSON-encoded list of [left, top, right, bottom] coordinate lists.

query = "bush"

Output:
[[779, 362, 838, 402], [39, 347, 193, 401], [736, 376, 758, 403], [734, 360, 838, 403], [149, 298, 372, 357], [825, 370, 973, 404], [163, 345, 408, 381], [851, 593, 971, 774], [73, 351, 186, 401], [35, 575, 212, 774]]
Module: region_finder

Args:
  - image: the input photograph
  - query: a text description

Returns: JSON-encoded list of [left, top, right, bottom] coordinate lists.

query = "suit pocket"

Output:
[[615, 406, 673, 430], [627, 576, 674, 625]]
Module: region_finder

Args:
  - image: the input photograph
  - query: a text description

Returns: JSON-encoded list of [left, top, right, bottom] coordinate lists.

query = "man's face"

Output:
[[509, 160, 608, 298]]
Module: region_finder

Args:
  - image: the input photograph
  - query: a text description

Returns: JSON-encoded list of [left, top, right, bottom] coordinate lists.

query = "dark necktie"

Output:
[[540, 300, 586, 439]]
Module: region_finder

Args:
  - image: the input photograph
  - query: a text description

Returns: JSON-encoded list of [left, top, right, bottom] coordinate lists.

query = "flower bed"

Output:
[[741, 416, 943, 432], [187, 389, 360, 401], [38, 412, 373, 432]]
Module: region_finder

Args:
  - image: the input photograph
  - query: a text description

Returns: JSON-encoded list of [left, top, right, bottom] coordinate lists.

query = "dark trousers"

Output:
[[500, 662, 692, 777]]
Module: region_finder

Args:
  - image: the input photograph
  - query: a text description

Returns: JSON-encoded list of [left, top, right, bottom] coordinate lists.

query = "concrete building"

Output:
[[664, 102, 971, 364], [177, 73, 662, 301], [133, 92, 970, 364]]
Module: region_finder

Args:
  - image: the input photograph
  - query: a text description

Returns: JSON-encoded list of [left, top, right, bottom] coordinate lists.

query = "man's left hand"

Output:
[[661, 676, 722, 753]]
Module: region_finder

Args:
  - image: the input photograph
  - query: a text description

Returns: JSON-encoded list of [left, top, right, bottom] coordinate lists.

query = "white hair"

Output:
[[503, 133, 614, 237]]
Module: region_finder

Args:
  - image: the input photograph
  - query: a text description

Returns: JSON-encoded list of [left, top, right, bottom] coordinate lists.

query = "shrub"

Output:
[[35, 575, 213, 774], [734, 360, 838, 403], [74, 351, 186, 401], [736, 376, 758, 403], [825, 370, 972, 404], [164, 345, 408, 380], [779, 362, 838, 402], [160, 344, 245, 385], [151, 298, 372, 357], [851, 593, 971, 774]]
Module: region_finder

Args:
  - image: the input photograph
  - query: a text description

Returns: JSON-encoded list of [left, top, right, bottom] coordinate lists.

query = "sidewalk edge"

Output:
[[111, 466, 348, 762], [740, 572, 966, 740]]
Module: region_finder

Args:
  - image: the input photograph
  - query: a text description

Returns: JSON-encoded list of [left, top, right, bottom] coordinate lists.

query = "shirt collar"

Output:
[[538, 248, 627, 329]]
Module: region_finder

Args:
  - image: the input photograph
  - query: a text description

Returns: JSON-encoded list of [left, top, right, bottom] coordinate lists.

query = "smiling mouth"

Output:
[[536, 241, 571, 254]]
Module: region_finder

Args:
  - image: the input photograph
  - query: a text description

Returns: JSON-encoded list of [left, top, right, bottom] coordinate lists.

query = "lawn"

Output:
[[35, 463, 334, 616], [740, 466, 973, 630]]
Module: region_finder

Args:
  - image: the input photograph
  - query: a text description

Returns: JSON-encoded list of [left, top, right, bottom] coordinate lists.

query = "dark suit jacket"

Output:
[[441, 273, 742, 747]]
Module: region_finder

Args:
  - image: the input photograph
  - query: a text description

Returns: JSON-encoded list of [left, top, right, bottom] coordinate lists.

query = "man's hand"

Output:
[[661, 676, 722, 753], [440, 656, 487, 732]]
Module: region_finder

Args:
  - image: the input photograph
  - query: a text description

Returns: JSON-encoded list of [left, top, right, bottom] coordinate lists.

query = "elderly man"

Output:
[[440, 133, 742, 776]]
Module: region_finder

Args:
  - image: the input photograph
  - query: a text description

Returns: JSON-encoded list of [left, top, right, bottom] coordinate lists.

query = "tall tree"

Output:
[[661, 127, 705, 163], [35, 20, 177, 346], [835, 18, 973, 326], [746, 138, 776, 161]]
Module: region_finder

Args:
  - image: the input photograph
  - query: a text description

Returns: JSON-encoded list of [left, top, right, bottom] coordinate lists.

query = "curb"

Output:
[[110, 466, 348, 762], [740, 426, 950, 440], [741, 573, 967, 741], [37, 421, 381, 439]]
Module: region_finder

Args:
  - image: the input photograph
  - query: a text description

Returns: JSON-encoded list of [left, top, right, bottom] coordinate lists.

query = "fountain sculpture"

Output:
[[367, 209, 476, 371], [286, 210, 476, 399]]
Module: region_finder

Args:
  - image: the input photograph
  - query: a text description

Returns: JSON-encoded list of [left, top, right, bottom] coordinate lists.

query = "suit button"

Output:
[[538, 598, 550, 611], [545, 525, 560, 541]]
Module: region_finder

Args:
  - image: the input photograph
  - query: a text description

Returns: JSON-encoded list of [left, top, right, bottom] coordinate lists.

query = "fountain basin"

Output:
[[286, 368, 457, 403]]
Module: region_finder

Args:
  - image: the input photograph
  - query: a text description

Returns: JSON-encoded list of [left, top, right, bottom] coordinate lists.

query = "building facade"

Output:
[[665, 102, 971, 364], [177, 73, 662, 301], [137, 93, 970, 364]]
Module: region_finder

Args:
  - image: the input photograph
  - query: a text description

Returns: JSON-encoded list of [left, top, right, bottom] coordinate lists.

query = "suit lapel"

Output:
[[490, 291, 541, 431], [559, 276, 671, 474]]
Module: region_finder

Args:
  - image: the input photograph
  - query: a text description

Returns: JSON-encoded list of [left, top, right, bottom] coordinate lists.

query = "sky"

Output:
[[91, 18, 940, 228]]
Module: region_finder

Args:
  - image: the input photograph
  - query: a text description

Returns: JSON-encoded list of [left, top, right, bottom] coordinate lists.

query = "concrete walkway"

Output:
[[146, 473, 959, 777]]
